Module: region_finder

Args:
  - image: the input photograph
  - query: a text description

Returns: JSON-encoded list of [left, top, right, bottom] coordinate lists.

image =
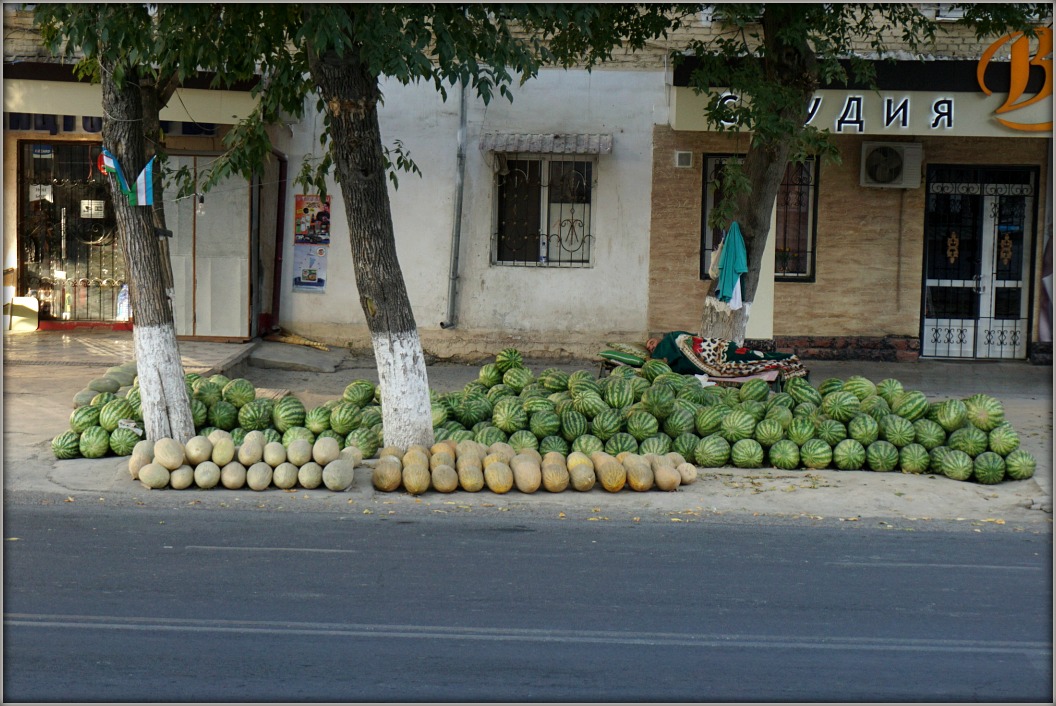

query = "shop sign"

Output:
[[79, 200, 106, 219], [977, 27, 1052, 132]]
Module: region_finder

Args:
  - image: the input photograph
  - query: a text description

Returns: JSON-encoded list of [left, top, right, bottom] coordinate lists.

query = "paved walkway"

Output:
[[3, 329, 1052, 527]]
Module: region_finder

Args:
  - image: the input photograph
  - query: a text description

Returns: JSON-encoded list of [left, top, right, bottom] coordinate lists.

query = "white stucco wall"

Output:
[[277, 68, 668, 353]]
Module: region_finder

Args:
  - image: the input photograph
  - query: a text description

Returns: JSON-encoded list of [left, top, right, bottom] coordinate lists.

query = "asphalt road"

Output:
[[3, 503, 1052, 703]]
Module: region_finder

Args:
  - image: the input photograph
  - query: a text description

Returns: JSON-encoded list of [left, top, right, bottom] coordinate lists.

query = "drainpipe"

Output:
[[269, 153, 288, 333], [440, 79, 468, 330]]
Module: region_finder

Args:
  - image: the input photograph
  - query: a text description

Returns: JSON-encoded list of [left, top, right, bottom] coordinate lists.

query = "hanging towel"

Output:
[[716, 221, 748, 305]]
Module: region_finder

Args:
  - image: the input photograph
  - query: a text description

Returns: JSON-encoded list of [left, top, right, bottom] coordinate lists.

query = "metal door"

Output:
[[922, 167, 1035, 359]]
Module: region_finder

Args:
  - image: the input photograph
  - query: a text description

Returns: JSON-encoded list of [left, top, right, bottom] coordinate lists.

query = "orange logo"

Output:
[[977, 27, 1052, 132]]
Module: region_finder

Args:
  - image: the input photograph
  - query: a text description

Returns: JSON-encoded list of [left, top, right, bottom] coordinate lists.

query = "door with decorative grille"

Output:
[[921, 166, 1036, 359]]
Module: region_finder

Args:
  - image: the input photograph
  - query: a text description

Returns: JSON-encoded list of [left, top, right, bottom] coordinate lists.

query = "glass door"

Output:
[[922, 167, 1034, 359]]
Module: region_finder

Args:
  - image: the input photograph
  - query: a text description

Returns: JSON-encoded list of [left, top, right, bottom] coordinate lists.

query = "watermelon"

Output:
[[52, 430, 81, 460], [282, 426, 315, 447], [590, 408, 624, 442], [768, 439, 800, 470], [523, 397, 555, 415], [561, 410, 589, 442], [441, 419, 464, 432], [731, 438, 764, 468], [359, 406, 383, 428], [815, 419, 847, 447], [793, 402, 819, 419], [766, 392, 796, 411], [222, 378, 256, 408], [848, 413, 880, 445], [821, 390, 860, 423], [786, 380, 822, 406], [640, 358, 672, 382], [262, 428, 283, 445], [677, 384, 708, 406], [737, 400, 767, 423], [641, 385, 676, 420], [272, 395, 306, 433], [503, 367, 533, 393], [190, 399, 208, 430], [912, 418, 947, 450], [433, 426, 452, 442], [78, 425, 110, 459], [753, 418, 785, 447], [893, 390, 929, 421], [539, 369, 570, 392], [934, 399, 968, 432], [448, 429, 474, 444], [508, 429, 539, 453], [639, 434, 672, 456], [193, 380, 223, 407], [99, 399, 135, 433], [494, 347, 524, 373], [654, 372, 688, 390], [866, 440, 899, 472], [876, 378, 904, 405], [478, 363, 503, 388], [519, 382, 549, 401], [899, 443, 930, 474], [720, 409, 757, 444], [817, 377, 844, 396], [673, 432, 700, 460], [987, 422, 1020, 456], [571, 434, 604, 456], [539, 435, 569, 455], [738, 377, 771, 403], [963, 394, 1005, 431], [238, 399, 273, 431], [940, 448, 975, 481], [833, 439, 866, 470], [972, 451, 1006, 484], [346, 427, 378, 458], [694, 405, 730, 436], [492, 397, 528, 433], [568, 369, 595, 387], [800, 438, 832, 469], [125, 387, 142, 412], [91, 391, 117, 407], [764, 405, 794, 430], [108, 427, 141, 457], [70, 405, 101, 434], [663, 408, 696, 438], [787, 417, 816, 446], [948, 425, 988, 457], [605, 432, 639, 455], [629, 376, 651, 401], [475, 425, 507, 446], [694, 434, 731, 467], [486, 384, 515, 404], [572, 392, 608, 419], [880, 414, 916, 448], [208, 373, 231, 389], [842, 375, 877, 401], [929, 445, 952, 473], [459, 392, 493, 427], [328, 402, 363, 435], [626, 411, 660, 442], [860, 395, 892, 422], [230, 427, 247, 445], [598, 377, 633, 408], [528, 410, 561, 439], [1004, 449, 1036, 480]]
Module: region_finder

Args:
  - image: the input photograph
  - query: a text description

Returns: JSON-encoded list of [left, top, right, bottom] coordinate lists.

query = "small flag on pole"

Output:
[[100, 148, 155, 207]]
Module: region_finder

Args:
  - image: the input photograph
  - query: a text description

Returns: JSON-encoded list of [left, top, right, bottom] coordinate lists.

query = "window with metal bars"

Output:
[[493, 155, 595, 266], [700, 154, 818, 281]]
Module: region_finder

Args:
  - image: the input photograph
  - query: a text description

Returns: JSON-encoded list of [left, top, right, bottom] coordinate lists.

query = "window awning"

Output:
[[479, 133, 613, 155]]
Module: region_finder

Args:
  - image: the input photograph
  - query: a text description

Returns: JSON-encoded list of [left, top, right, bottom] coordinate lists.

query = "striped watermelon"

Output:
[[540, 369, 570, 392], [78, 425, 110, 459], [238, 399, 273, 431], [193, 380, 223, 407], [800, 438, 832, 469], [262, 428, 283, 444], [720, 409, 757, 444], [972, 451, 1006, 484], [561, 410, 590, 442], [520, 382, 549, 401], [963, 394, 1005, 431], [475, 425, 507, 446], [222, 378, 256, 408], [640, 358, 672, 382], [866, 440, 899, 472], [641, 384, 676, 420], [108, 427, 141, 457], [590, 408, 624, 441], [230, 428, 247, 445], [912, 418, 947, 450], [360, 406, 382, 429], [848, 414, 880, 445], [768, 439, 800, 470], [503, 367, 534, 393], [492, 397, 528, 433], [880, 414, 916, 448], [572, 392, 608, 419], [626, 411, 660, 442], [786, 379, 822, 406], [934, 399, 968, 432], [695, 405, 729, 436], [608, 432, 637, 453], [521, 395, 553, 414], [764, 405, 794, 430], [860, 395, 892, 422], [99, 399, 135, 432], [569, 377, 603, 398], [639, 434, 672, 456], [494, 347, 524, 374], [346, 427, 378, 458], [815, 419, 847, 447], [929, 445, 951, 472], [486, 384, 515, 404], [893, 390, 929, 421], [875, 378, 904, 405], [343, 379, 377, 406], [987, 422, 1020, 456], [753, 418, 785, 447], [1004, 449, 1036, 480], [694, 434, 731, 467], [731, 438, 764, 468], [190, 399, 208, 429], [428, 403, 448, 430], [940, 448, 974, 481], [329, 402, 363, 435], [738, 378, 771, 403], [948, 425, 988, 457], [842, 375, 877, 401], [539, 435, 569, 455], [817, 378, 844, 396], [605, 379, 635, 409], [833, 439, 866, 470], [821, 391, 860, 423], [52, 430, 81, 459], [737, 400, 767, 422], [508, 429, 539, 453], [899, 443, 931, 474], [459, 392, 493, 427], [766, 392, 796, 410], [477, 363, 503, 388], [282, 426, 315, 447], [793, 402, 819, 419], [787, 417, 816, 446], [673, 432, 700, 460], [272, 395, 306, 433], [70, 405, 101, 434], [572, 434, 604, 455], [208, 400, 239, 431], [529, 410, 561, 439]]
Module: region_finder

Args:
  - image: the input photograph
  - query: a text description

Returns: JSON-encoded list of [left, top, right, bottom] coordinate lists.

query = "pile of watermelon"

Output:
[[51, 348, 1038, 489]]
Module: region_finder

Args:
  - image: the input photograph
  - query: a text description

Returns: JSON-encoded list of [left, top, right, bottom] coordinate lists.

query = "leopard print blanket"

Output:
[[674, 335, 808, 380]]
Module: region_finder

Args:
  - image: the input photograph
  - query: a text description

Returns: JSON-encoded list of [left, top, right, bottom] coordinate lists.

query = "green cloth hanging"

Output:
[[716, 222, 748, 304]]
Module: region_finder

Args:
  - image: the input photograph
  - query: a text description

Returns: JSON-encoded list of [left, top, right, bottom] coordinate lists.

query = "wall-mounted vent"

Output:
[[674, 151, 693, 169], [860, 142, 923, 189]]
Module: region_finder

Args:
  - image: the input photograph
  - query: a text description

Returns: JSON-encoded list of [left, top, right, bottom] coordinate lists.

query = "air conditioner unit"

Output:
[[674, 151, 693, 169], [860, 142, 923, 189]]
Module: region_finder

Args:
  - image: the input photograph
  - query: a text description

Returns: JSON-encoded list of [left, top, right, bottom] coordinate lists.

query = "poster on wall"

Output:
[[292, 194, 331, 292]]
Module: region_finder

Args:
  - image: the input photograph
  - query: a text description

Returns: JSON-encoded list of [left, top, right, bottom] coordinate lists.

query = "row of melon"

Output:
[[129, 428, 362, 491], [371, 438, 698, 495]]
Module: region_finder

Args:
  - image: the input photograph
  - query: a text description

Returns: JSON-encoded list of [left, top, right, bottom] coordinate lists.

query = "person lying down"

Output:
[[644, 331, 808, 381]]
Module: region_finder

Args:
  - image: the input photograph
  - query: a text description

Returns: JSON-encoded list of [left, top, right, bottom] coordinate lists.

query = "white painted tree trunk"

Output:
[[373, 330, 434, 449], [134, 324, 195, 443]]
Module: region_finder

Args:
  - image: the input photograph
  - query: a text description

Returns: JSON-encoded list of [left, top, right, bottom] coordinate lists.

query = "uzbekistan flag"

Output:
[[100, 148, 155, 207]]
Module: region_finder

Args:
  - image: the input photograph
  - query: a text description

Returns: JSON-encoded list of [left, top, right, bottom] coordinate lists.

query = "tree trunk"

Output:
[[307, 47, 434, 449], [101, 56, 195, 443], [140, 76, 178, 303]]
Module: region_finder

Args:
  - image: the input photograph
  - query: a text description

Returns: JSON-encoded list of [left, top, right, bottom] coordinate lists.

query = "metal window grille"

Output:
[[493, 155, 595, 267], [700, 154, 818, 281], [17, 141, 127, 321]]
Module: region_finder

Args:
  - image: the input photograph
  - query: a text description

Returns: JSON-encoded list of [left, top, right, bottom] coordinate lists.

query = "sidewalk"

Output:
[[3, 329, 1052, 528]]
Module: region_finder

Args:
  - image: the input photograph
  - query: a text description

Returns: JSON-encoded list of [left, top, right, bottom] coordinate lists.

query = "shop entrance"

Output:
[[16, 141, 128, 323], [921, 165, 1036, 359]]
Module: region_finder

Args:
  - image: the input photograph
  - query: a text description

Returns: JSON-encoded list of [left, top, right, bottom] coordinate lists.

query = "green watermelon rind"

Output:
[[1004, 449, 1036, 480], [768, 439, 801, 470], [52, 430, 82, 460], [800, 438, 833, 470], [866, 440, 899, 472], [972, 451, 1006, 485], [731, 438, 764, 468], [833, 439, 866, 470], [694, 434, 731, 468]]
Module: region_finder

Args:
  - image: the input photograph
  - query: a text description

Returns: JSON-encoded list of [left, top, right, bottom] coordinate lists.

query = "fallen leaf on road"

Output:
[[65, 497, 75, 503], [558, 512, 566, 519], [363, 509, 373, 514], [983, 518, 1006, 524], [6, 537, 20, 541]]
